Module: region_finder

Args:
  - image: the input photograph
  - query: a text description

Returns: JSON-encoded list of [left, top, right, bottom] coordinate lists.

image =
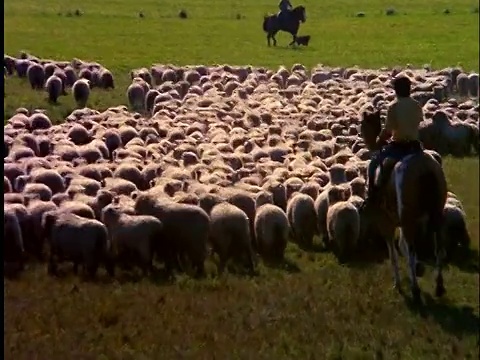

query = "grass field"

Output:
[[4, 0, 480, 358], [4, 0, 480, 121]]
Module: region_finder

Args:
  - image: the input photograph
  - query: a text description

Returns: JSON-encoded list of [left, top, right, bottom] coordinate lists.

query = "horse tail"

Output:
[[263, 15, 270, 32]]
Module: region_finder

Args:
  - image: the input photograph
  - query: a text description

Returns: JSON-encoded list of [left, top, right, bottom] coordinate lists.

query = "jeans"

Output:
[[367, 141, 422, 194]]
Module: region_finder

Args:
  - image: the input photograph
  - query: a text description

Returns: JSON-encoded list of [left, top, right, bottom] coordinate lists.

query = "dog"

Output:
[[295, 35, 311, 46]]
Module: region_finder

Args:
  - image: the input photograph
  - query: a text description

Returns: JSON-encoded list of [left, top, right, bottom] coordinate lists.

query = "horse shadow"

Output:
[[403, 292, 479, 338], [272, 45, 311, 51]]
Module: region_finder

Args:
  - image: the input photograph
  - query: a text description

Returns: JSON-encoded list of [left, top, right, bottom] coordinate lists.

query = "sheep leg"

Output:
[[245, 248, 256, 275], [194, 260, 206, 279], [104, 256, 115, 277], [48, 257, 58, 276], [217, 256, 227, 275], [434, 231, 446, 298], [73, 262, 79, 275]]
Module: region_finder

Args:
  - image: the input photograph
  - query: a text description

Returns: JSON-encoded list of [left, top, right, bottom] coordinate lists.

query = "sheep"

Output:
[[29, 169, 66, 194], [113, 163, 147, 190], [4, 176, 12, 193], [127, 82, 146, 112], [29, 113, 52, 131], [467, 73, 478, 98], [5, 193, 25, 204], [20, 183, 53, 202], [27, 62, 46, 90], [64, 66, 77, 87], [72, 189, 115, 220], [72, 79, 90, 108], [286, 193, 317, 248], [45, 75, 63, 103], [254, 204, 290, 261], [208, 202, 255, 274], [441, 195, 470, 261], [4, 209, 25, 269], [101, 177, 138, 196], [42, 212, 113, 278], [58, 199, 95, 218], [134, 194, 209, 277], [66, 175, 102, 197], [25, 198, 58, 259], [101, 204, 163, 275], [326, 185, 360, 262], [99, 69, 115, 89]]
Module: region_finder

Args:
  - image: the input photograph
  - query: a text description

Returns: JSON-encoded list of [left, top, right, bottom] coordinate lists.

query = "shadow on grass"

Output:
[[262, 257, 301, 273], [404, 292, 480, 338], [296, 242, 330, 254], [449, 247, 479, 274], [271, 45, 310, 51]]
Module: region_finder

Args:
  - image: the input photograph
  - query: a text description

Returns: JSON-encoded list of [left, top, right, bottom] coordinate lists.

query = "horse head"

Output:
[[360, 109, 382, 150], [293, 5, 306, 23]]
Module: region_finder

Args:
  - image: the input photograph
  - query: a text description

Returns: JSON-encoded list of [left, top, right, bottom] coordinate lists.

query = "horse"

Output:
[[359, 110, 448, 305], [262, 5, 306, 47]]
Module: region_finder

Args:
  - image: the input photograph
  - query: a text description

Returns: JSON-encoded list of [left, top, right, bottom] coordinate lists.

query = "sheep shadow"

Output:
[[448, 247, 479, 274], [3, 263, 24, 280], [297, 242, 330, 254], [403, 292, 479, 338], [262, 257, 301, 273]]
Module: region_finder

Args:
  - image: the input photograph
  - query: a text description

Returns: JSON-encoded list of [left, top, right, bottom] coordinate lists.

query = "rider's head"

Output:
[[392, 75, 412, 98]]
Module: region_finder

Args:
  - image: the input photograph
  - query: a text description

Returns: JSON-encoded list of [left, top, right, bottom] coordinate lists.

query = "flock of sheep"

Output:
[[4, 52, 477, 280], [4, 52, 114, 106]]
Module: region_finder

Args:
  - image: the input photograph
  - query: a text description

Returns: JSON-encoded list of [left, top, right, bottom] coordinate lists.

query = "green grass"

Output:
[[4, 0, 480, 358], [5, 159, 480, 359], [4, 0, 479, 121]]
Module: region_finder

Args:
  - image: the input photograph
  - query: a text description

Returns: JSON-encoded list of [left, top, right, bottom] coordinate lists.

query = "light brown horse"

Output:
[[359, 110, 448, 304]]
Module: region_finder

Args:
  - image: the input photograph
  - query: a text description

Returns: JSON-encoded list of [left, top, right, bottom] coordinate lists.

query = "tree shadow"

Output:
[[403, 292, 479, 338], [262, 257, 301, 273]]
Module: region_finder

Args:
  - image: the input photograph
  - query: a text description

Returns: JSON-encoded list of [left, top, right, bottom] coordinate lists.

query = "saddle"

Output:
[[376, 140, 424, 190], [277, 9, 292, 24]]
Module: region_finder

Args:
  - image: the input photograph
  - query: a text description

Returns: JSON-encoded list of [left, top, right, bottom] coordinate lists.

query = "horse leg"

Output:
[[399, 226, 421, 304], [386, 237, 402, 292], [271, 31, 278, 46], [267, 34, 271, 47], [289, 34, 297, 46]]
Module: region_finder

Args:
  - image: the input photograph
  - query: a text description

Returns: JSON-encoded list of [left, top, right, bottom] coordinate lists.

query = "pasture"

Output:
[[4, 0, 480, 359], [4, 0, 479, 121]]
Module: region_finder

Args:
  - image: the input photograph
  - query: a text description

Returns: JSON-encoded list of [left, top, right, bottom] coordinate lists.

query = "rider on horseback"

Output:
[[278, 0, 293, 22], [364, 75, 424, 206]]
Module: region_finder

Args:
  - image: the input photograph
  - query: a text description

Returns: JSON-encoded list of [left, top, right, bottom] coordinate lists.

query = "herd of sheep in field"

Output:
[[3, 51, 478, 280]]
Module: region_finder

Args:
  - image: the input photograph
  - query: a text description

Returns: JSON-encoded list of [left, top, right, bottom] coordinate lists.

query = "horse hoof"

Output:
[[435, 284, 446, 298], [415, 262, 425, 277]]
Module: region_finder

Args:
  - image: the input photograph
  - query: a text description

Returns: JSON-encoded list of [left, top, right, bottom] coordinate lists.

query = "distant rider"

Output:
[[278, 0, 293, 22]]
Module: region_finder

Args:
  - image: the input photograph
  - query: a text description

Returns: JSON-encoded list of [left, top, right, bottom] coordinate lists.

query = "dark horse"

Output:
[[262, 6, 306, 47]]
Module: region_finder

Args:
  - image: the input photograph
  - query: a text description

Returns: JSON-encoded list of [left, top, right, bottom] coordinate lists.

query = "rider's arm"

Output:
[[376, 105, 395, 146]]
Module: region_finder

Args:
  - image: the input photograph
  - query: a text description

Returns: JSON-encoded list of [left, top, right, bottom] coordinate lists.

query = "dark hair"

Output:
[[393, 76, 412, 97]]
